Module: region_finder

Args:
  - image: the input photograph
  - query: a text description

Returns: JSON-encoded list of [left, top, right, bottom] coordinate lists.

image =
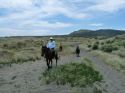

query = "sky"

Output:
[[0, 0, 125, 36]]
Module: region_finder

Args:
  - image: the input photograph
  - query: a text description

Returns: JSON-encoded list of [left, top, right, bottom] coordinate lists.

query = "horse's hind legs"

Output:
[[50, 60, 53, 68]]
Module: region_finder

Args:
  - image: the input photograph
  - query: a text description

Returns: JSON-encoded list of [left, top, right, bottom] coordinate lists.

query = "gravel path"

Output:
[[81, 51, 125, 93], [0, 51, 125, 93]]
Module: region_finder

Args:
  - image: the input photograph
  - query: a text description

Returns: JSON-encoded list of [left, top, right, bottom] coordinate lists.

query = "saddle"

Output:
[[49, 48, 55, 59]]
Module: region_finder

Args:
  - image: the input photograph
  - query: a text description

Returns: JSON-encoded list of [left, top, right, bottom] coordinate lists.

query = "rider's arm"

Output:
[[53, 41, 56, 48]]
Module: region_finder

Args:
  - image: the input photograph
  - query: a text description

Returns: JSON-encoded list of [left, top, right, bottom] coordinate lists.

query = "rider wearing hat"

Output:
[[47, 37, 56, 49], [46, 37, 56, 58]]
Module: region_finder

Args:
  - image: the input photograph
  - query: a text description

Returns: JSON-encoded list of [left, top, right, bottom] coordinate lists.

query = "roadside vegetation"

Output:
[[42, 60, 103, 87], [0, 37, 90, 65], [0, 37, 43, 65], [87, 36, 125, 74], [1, 35, 125, 75]]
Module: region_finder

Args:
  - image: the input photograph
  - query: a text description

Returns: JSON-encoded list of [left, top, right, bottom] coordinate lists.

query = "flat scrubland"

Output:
[[0, 37, 42, 64], [0, 36, 90, 65], [86, 36, 125, 74], [0, 36, 125, 74], [1, 36, 125, 93]]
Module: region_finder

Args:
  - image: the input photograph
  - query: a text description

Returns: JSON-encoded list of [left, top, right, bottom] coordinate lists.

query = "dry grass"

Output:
[[0, 36, 91, 64], [0, 37, 43, 64], [84, 37, 125, 74], [91, 50, 125, 74]]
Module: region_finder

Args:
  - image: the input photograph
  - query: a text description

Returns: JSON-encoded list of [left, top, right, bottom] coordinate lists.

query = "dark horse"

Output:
[[41, 45, 58, 69], [75, 46, 80, 57]]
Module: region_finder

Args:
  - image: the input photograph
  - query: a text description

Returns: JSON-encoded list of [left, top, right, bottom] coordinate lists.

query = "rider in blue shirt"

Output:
[[47, 37, 56, 49], [46, 37, 56, 58]]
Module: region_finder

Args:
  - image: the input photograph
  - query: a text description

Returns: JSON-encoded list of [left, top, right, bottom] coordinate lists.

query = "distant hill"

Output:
[[69, 29, 125, 38]]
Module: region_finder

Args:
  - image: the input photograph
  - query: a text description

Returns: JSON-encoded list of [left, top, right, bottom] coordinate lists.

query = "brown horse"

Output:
[[41, 45, 58, 69]]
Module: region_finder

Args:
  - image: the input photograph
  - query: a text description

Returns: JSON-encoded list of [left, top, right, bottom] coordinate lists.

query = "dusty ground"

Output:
[[0, 51, 125, 93], [83, 51, 125, 93]]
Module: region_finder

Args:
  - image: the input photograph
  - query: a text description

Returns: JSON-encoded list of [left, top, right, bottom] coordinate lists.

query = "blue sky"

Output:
[[0, 0, 125, 36]]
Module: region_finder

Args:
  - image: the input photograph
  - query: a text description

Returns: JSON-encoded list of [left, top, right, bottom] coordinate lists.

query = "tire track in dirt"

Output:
[[81, 50, 125, 93]]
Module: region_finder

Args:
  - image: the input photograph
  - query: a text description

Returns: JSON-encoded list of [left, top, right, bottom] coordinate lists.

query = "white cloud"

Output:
[[29, 22, 73, 29], [20, 20, 74, 30], [0, 0, 88, 20], [90, 23, 103, 27], [87, 0, 125, 13], [0, 19, 73, 36], [40, 0, 88, 19], [0, 0, 32, 9], [0, 0, 125, 36]]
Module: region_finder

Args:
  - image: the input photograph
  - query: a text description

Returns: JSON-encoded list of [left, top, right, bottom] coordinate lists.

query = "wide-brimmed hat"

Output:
[[50, 37, 53, 39]]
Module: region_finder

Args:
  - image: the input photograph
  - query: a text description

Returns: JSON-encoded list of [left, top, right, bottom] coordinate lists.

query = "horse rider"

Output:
[[46, 37, 56, 58]]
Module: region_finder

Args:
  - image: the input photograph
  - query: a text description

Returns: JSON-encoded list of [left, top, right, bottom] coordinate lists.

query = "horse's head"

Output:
[[41, 45, 50, 56], [41, 45, 47, 57]]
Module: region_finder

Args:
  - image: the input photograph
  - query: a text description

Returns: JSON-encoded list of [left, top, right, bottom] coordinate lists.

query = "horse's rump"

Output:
[[76, 47, 80, 54]]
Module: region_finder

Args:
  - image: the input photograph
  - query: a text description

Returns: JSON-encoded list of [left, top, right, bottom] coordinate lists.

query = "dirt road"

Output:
[[82, 51, 125, 93], [0, 51, 125, 93]]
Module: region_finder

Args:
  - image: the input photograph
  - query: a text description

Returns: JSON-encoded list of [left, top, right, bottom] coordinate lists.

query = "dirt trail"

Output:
[[0, 55, 80, 93], [0, 51, 125, 93], [81, 51, 125, 93]]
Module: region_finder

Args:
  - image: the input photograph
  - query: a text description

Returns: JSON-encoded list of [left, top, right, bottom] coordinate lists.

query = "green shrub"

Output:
[[88, 44, 92, 48], [106, 40, 114, 44], [95, 41, 99, 45], [101, 42, 104, 45], [42, 63, 102, 87], [101, 44, 118, 53], [92, 44, 99, 50], [3, 44, 8, 48]]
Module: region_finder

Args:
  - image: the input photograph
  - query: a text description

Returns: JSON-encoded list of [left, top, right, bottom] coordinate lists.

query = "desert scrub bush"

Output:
[[87, 44, 92, 48], [95, 41, 99, 45], [101, 44, 118, 53], [100, 42, 104, 45], [106, 40, 113, 44], [92, 44, 99, 50], [42, 63, 102, 87], [12, 50, 41, 63], [0, 47, 41, 64], [3, 43, 8, 48]]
